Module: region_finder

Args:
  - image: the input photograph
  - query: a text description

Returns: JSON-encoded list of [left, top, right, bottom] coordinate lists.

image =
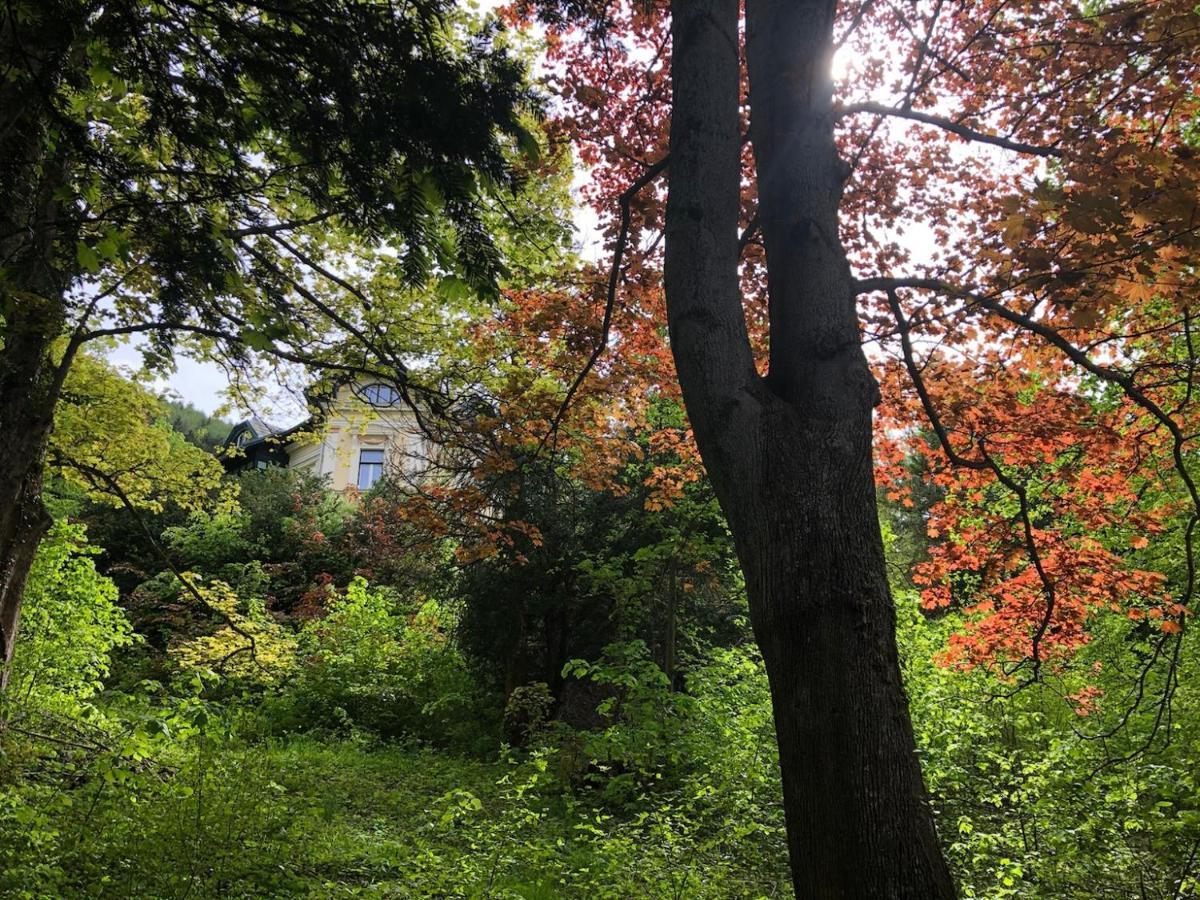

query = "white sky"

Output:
[[107, 340, 232, 416]]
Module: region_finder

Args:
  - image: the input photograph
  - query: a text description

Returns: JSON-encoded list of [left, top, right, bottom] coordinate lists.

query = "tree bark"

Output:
[[0, 15, 74, 687], [0, 302, 62, 690], [664, 1, 956, 896], [0, 170, 67, 687]]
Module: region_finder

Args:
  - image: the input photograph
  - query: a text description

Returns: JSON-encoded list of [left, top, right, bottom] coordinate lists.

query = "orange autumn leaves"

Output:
[[877, 353, 1189, 670], [852, 1, 1200, 672], [387, 271, 692, 563], [468, 1, 1200, 678]]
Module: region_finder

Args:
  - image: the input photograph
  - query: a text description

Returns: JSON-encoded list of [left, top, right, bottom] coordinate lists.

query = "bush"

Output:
[[169, 578, 299, 687], [158, 467, 355, 617], [4, 521, 134, 709], [279, 578, 494, 749], [475, 640, 791, 895], [0, 696, 299, 898]]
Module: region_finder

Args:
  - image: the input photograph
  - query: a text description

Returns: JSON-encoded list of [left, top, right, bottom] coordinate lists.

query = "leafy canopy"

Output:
[[3, 0, 543, 393]]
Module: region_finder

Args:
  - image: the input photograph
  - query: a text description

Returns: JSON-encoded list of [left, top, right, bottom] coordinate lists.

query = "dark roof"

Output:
[[224, 415, 310, 450]]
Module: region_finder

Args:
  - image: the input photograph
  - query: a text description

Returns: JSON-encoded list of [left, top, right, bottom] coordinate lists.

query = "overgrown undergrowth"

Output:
[[0, 710, 791, 899]]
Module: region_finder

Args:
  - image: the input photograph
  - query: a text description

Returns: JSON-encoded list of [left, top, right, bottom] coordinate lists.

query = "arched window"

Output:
[[235, 429, 252, 448], [361, 383, 400, 407]]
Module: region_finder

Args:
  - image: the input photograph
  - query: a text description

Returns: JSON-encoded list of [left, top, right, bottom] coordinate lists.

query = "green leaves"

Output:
[[6, 0, 547, 389], [513, 122, 543, 163], [239, 329, 276, 352], [50, 353, 229, 516], [75, 242, 101, 274], [896, 585, 1200, 898], [435, 274, 474, 304], [7, 520, 135, 707]]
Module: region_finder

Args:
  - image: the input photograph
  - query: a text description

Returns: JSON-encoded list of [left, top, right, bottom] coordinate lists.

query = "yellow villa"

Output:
[[222, 381, 430, 493]]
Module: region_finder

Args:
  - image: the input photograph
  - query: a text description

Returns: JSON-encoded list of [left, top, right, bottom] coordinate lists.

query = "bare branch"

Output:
[[225, 212, 335, 238], [838, 102, 1064, 158]]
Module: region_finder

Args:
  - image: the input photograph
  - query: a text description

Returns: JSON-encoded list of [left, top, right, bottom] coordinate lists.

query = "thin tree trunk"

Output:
[[663, 564, 678, 689], [664, 1, 955, 895]]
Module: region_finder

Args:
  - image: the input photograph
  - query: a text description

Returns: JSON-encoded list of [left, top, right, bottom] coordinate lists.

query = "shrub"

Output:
[[169, 578, 299, 686], [4, 521, 134, 709], [281, 578, 493, 748]]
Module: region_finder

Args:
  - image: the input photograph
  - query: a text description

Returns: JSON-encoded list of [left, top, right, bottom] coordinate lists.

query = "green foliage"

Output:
[[6, 509, 1200, 898], [232, 467, 353, 568], [547, 642, 784, 841], [8, 416, 1200, 898], [871, 475, 1200, 898], [0, 685, 283, 898], [4, 521, 134, 708], [901, 587, 1200, 898], [454, 471, 628, 693], [430, 640, 790, 897], [169, 579, 299, 686], [158, 466, 354, 615], [160, 399, 233, 452], [0, 639, 790, 897], [456, 457, 743, 701], [503, 681, 555, 745], [51, 352, 230, 516], [281, 578, 487, 749], [4, 0, 539, 315]]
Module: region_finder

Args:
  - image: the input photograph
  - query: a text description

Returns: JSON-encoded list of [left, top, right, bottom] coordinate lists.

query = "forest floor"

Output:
[[0, 730, 791, 898]]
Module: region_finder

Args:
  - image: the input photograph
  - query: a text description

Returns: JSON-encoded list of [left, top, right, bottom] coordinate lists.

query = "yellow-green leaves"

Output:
[[7, 520, 134, 707], [169, 579, 297, 684], [50, 352, 231, 515]]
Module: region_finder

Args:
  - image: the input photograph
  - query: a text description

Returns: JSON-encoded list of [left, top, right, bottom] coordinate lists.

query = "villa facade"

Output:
[[223, 382, 429, 493]]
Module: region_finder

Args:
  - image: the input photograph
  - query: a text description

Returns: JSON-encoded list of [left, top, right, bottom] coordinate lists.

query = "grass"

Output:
[[0, 731, 790, 899]]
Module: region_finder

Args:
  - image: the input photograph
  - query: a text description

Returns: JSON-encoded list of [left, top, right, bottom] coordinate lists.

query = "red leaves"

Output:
[[500, 1, 1200, 679], [878, 351, 1189, 670]]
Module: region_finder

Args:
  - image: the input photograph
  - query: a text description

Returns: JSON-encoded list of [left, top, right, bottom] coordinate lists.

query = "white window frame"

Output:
[[357, 448, 385, 490]]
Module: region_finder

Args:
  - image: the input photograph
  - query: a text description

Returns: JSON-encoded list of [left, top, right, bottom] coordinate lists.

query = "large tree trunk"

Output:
[[0, 156, 66, 688], [664, 1, 956, 896], [0, 302, 61, 690], [0, 404, 56, 692], [0, 16, 73, 687]]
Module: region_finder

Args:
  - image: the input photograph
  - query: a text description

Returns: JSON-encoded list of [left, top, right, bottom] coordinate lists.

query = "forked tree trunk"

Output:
[[664, 1, 956, 896]]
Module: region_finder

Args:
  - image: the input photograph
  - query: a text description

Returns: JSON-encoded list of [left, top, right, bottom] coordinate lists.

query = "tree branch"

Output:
[[838, 102, 1064, 158], [871, 275, 1193, 714], [52, 456, 262, 673], [885, 288, 1057, 678], [225, 212, 335, 239], [536, 155, 669, 454]]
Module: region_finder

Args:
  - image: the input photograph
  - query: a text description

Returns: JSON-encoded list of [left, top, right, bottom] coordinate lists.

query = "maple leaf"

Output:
[[1117, 279, 1158, 304]]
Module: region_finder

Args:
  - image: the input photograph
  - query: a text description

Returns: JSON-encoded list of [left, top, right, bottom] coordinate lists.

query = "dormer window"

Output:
[[361, 383, 400, 407]]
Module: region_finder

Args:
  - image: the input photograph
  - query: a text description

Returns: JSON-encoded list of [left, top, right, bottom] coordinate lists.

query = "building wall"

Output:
[[283, 385, 427, 493]]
